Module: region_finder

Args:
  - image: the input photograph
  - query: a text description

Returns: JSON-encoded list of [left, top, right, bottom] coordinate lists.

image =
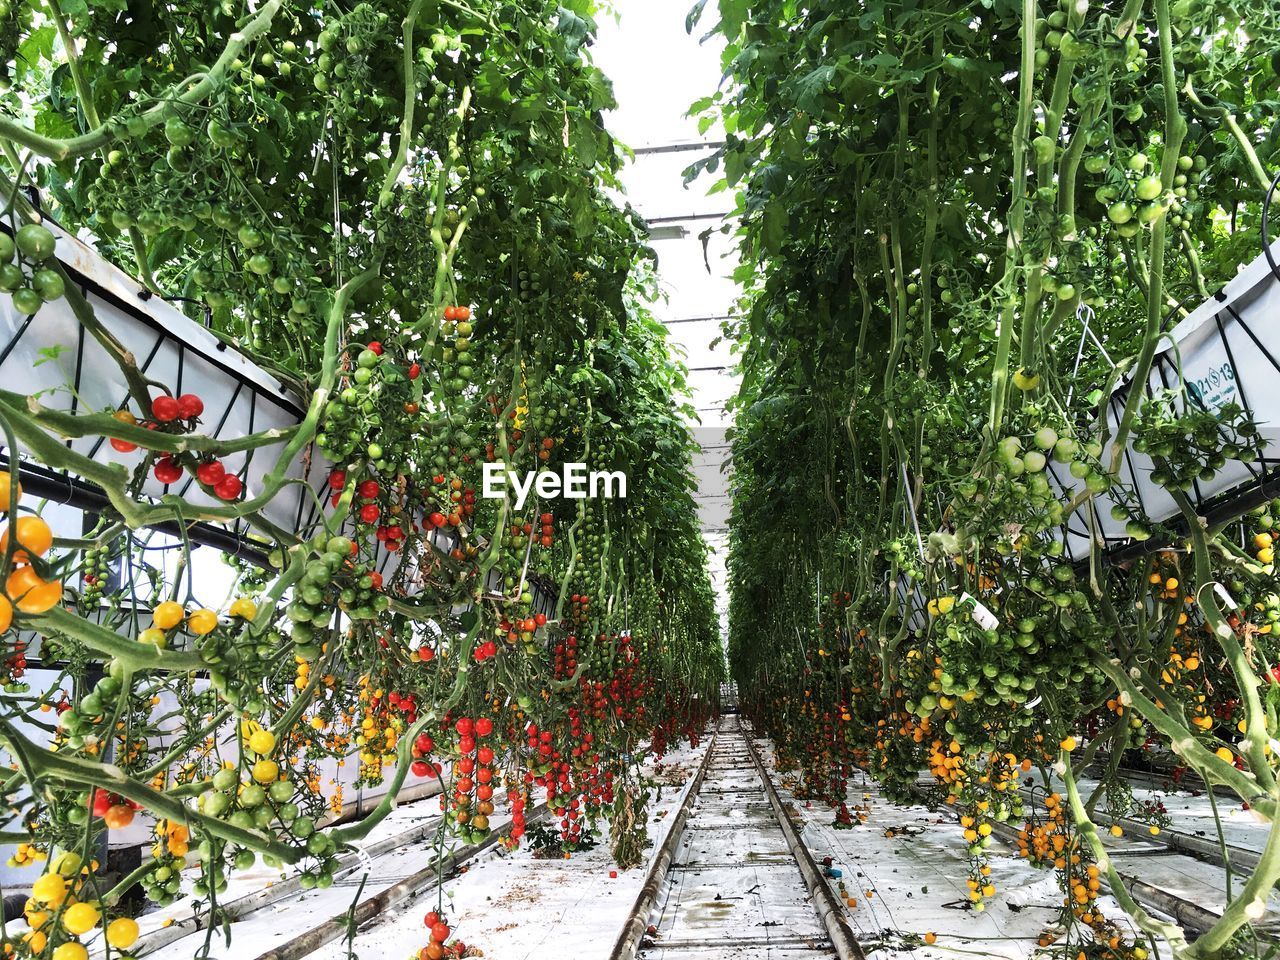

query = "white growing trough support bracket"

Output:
[[0, 219, 330, 541], [1050, 239, 1280, 562]]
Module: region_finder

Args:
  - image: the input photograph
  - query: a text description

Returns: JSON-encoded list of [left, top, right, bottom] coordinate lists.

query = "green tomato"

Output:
[[0, 263, 23, 292], [0, 233, 13, 263], [1127, 152, 1149, 172], [203, 791, 231, 817], [1107, 201, 1134, 224], [1134, 175, 1163, 201], [11, 287, 42, 315], [1083, 154, 1108, 175], [1033, 427, 1059, 450], [164, 116, 195, 147], [15, 223, 56, 260], [212, 206, 238, 230], [238, 225, 265, 248], [1136, 201, 1162, 224], [240, 784, 266, 808], [247, 253, 273, 276], [33, 268, 65, 301]]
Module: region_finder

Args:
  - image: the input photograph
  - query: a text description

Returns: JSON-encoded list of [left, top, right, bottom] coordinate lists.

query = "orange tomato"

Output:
[[0, 471, 21, 510], [0, 516, 53, 561], [102, 804, 135, 829], [5, 566, 63, 614], [0, 594, 10, 632]]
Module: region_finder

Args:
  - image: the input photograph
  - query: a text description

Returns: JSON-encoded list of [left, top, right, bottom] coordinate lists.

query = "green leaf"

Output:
[[16, 26, 57, 84], [33, 345, 66, 368], [556, 7, 590, 50], [761, 201, 788, 255], [686, 0, 710, 33], [148, 228, 186, 271], [795, 64, 836, 113]]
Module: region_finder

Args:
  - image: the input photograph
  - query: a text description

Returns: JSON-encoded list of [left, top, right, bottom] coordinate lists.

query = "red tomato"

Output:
[[177, 393, 204, 419], [153, 457, 182, 484], [151, 395, 180, 423], [214, 474, 243, 501], [196, 459, 225, 486]]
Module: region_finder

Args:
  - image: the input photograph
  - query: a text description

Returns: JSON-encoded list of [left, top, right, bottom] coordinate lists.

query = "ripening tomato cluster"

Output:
[[649, 696, 715, 762], [427, 474, 476, 531], [3, 637, 27, 685], [582, 633, 647, 724], [109, 392, 243, 501], [520, 709, 612, 848], [89, 789, 139, 830], [567, 592, 592, 626], [440, 715, 497, 843], [553, 634, 579, 680], [384, 689, 420, 724], [410, 731, 439, 779], [498, 611, 547, 646], [418, 909, 465, 960], [472, 636, 499, 664], [507, 786, 528, 844]]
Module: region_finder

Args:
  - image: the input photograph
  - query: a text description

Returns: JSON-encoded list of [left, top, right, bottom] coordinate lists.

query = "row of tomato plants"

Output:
[[0, 3, 722, 960], [702, 0, 1280, 956]]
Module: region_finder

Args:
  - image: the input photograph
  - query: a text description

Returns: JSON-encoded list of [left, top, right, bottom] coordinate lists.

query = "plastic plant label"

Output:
[[960, 592, 1000, 631]]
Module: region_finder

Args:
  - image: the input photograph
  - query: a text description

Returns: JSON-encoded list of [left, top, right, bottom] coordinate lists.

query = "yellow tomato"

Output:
[[229, 597, 258, 620], [1059, 736, 1077, 752], [30, 872, 67, 906], [252, 759, 279, 783], [106, 917, 140, 949], [152, 600, 185, 630], [187, 608, 219, 635], [61, 901, 100, 935], [248, 730, 276, 755], [53, 942, 89, 960]]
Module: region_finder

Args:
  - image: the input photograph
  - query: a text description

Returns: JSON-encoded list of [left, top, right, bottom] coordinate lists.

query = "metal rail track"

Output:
[[615, 715, 864, 960]]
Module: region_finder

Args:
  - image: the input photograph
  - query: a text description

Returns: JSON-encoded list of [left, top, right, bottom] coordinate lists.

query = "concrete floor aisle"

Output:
[[641, 716, 837, 960]]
